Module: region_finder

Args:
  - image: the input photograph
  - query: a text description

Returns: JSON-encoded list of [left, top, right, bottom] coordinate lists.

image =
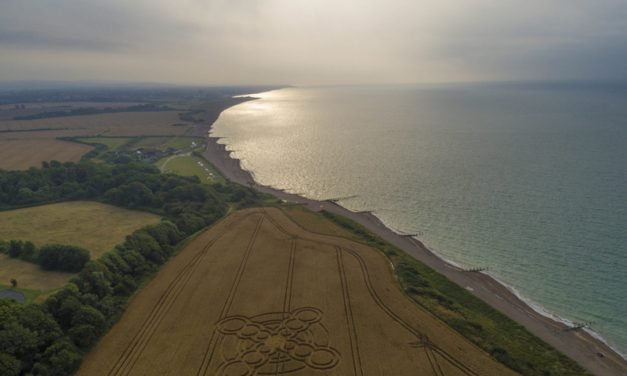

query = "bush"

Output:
[[8, 240, 23, 258], [38, 245, 90, 273]]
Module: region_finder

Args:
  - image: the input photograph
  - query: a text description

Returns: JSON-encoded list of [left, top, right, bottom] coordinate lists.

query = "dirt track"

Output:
[[78, 208, 515, 376]]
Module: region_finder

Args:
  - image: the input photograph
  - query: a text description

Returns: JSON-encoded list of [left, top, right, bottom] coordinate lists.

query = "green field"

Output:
[[158, 155, 223, 183], [77, 137, 132, 150], [133, 136, 204, 151]]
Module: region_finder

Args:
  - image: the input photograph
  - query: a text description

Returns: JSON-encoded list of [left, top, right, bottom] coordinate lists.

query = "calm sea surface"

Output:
[[212, 85, 627, 355]]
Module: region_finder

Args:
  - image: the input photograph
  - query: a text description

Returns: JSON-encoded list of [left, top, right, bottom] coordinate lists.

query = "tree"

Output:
[[68, 305, 106, 348], [124, 232, 166, 265], [105, 182, 154, 208], [10, 278, 17, 288], [18, 304, 63, 348], [73, 261, 113, 298], [0, 321, 38, 359], [71, 305, 106, 332], [21, 241, 37, 262], [0, 299, 22, 324], [68, 324, 99, 349], [8, 240, 23, 258], [16, 187, 35, 202], [44, 285, 81, 330], [0, 353, 21, 376], [168, 184, 207, 202], [32, 338, 82, 376], [38, 244, 90, 272]]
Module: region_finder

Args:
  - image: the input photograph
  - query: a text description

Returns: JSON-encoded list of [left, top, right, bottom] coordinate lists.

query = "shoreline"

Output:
[[200, 98, 627, 376]]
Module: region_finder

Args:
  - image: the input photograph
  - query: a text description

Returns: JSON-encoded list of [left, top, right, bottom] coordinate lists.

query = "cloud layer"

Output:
[[1, 0, 626, 85]]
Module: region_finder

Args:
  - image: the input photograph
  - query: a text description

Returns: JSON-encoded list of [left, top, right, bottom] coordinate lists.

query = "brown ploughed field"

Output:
[[78, 207, 516, 376]]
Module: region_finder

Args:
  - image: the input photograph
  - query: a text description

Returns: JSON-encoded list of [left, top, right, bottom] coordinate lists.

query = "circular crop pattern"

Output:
[[215, 307, 340, 375]]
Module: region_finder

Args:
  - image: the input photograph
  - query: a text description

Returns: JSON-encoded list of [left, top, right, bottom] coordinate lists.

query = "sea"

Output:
[[211, 83, 627, 356]]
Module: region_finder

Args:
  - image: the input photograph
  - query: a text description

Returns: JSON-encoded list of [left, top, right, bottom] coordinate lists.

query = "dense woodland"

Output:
[[0, 159, 266, 375], [0, 241, 90, 273]]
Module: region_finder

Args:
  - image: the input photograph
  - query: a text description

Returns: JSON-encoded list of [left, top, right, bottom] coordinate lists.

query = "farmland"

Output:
[[0, 201, 161, 258], [0, 201, 161, 295], [78, 207, 515, 376], [0, 139, 93, 170], [0, 88, 257, 170], [0, 111, 192, 137], [0, 111, 195, 169]]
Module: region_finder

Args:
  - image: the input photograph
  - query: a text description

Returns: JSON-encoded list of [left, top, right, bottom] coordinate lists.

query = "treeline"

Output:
[[0, 220, 190, 375], [178, 110, 204, 123], [13, 104, 174, 120], [0, 159, 268, 375], [0, 159, 262, 233], [0, 241, 90, 273]]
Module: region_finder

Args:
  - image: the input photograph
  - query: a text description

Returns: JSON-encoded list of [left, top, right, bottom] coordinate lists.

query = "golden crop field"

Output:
[[0, 201, 161, 258], [0, 139, 93, 170], [79, 207, 515, 376]]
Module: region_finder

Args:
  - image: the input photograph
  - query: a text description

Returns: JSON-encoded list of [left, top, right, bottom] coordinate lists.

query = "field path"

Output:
[[78, 208, 517, 376]]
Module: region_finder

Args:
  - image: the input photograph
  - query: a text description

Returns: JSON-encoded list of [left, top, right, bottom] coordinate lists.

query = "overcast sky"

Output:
[[1, 0, 626, 85]]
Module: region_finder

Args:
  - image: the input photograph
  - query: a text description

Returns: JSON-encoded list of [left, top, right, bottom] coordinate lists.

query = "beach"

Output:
[[200, 98, 627, 376]]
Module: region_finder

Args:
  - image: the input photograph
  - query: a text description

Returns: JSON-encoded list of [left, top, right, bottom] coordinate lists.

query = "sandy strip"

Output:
[[199, 98, 627, 376]]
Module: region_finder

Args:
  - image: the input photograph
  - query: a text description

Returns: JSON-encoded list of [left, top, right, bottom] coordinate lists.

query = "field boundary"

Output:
[[106, 212, 258, 376]]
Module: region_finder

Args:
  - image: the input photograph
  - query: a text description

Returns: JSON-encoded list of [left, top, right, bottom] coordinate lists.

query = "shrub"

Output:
[[38, 245, 90, 273]]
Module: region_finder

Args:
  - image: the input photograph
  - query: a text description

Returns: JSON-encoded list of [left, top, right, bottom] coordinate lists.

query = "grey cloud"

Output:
[[0, 0, 626, 84], [0, 30, 129, 52], [0, 0, 200, 53]]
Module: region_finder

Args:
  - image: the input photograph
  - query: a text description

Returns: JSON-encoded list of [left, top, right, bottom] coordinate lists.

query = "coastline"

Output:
[[200, 98, 627, 376]]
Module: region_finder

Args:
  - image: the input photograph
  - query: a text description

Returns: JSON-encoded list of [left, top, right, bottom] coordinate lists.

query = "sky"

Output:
[[1, 0, 626, 85]]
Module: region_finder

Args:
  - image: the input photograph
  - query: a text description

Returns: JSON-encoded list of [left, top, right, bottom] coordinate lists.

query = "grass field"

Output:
[[0, 201, 161, 257], [76, 137, 132, 150], [0, 139, 93, 170], [78, 207, 514, 376], [133, 136, 203, 151], [0, 254, 73, 294], [158, 155, 223, 183], [165, 136, 204, 150]]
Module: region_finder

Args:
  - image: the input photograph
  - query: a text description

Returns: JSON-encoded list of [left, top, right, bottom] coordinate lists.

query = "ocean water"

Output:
[[211, 84, 627, 355]]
